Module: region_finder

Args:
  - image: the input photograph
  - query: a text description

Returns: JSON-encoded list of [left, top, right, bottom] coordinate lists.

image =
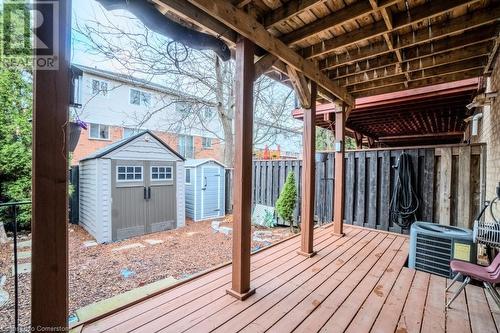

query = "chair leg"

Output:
[[484, 282, 500, 309], [447, 276, 470, 308], [446, 272, 463, 292]]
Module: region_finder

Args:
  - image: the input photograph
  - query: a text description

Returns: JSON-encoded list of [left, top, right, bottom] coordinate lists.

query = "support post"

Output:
[[298, 81, 317, 257], [31, 0, 70, 329], [333, 103, 346, 236], [227, 36, 256, 301]]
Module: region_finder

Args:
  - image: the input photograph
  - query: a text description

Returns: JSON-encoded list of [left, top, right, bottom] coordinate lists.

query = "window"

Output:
[[117, 166, 143, 182], [89, 123, 110, 140], [123, 127, 139, 138], [202, 137, 212, 149], [178, 135, 194, 158], [151, 166, 173, 181], [203, 106, 214, 119], [91, 79, 108, 96], [130, 88, 151, 106], [185, 168, 191, 184]]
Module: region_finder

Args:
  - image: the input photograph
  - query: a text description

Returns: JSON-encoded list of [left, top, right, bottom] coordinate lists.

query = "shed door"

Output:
[[201, 166, 221, 219], [111, 160, 148, 241], [112, 160, 177, 241], [147, 161, 177, 232]]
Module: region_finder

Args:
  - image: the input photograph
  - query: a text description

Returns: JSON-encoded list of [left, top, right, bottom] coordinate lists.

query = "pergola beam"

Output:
[[187, 0, 354, 105], [303, 0, 482, 59]]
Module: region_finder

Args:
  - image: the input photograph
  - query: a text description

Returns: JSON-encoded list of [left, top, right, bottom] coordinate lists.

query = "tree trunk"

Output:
[[215, 56, 235, 167]]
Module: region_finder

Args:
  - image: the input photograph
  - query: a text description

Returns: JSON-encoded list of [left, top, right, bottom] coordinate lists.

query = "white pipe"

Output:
[[472, 113, 483, 136]]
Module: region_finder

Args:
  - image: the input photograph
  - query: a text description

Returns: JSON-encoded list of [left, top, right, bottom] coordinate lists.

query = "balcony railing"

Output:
[[0, 200, 31, 332]]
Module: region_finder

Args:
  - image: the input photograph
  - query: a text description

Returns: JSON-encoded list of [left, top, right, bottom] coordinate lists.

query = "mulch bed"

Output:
[[0, 217, 293, 329]]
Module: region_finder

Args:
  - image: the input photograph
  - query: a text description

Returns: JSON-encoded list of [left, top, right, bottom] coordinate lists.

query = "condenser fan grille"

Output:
[[414, 234, 452, 277]]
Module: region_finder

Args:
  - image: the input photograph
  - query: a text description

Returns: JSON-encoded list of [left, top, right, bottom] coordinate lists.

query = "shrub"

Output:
[[275, 172, 297, 231]]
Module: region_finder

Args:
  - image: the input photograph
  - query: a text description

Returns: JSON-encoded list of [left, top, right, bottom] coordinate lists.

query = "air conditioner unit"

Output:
[[409, 222, 476, 278]]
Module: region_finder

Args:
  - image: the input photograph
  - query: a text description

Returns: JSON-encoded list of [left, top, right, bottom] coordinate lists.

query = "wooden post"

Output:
[[333, 103, 346, 236], [227, 36, 255, 301], [298, 81, 317, 257], [31, 0, 70, 330]]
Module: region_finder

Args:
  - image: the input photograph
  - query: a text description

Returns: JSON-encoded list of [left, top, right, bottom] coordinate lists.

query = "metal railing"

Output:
[[0, 200, 31, 332]]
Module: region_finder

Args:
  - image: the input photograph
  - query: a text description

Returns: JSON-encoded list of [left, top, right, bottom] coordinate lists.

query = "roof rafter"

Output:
[[302, 0, 482, 59], [186, 0, 354, 105]]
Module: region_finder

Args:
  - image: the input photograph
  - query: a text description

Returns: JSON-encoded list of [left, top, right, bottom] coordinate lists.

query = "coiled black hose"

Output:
[[390, 152, 420, 229]]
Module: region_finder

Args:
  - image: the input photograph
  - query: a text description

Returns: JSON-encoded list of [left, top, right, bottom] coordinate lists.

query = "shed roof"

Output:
[[80, 130, 185, 162], [184, 158, 226, 168]]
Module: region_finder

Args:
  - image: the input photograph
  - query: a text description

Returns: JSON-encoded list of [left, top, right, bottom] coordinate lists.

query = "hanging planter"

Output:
[[68, 121, 86, 152]]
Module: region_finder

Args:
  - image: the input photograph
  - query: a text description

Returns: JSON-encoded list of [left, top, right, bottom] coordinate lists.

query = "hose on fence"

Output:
[[389, 152, 420, 229]]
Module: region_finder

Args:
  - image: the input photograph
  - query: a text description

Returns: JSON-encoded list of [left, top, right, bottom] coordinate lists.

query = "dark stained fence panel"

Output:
[[250, 144, 484, 233]]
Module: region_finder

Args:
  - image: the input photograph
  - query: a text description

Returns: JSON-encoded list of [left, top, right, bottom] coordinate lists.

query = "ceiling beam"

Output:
[[484, 36, 500, 74], [281, 1, 373, 46], [153, 0, 237, 45], [334, 43, 492, 86], [263, 0, 325, 29], [302, 0, 482, 59], [348, 57, 486, 93], [186, 0, 354, 105], [378, 132, 464, 141], [353, 68, 483, 97], [328, 27, 496, 81]]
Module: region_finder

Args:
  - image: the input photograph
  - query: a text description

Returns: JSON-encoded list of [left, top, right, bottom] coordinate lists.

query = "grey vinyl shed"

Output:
[[78, 131, 185, 243], [185, 159, 226, 221]]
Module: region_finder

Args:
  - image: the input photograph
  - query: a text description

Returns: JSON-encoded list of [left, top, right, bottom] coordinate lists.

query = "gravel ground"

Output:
[[0, 217, 293, 329]]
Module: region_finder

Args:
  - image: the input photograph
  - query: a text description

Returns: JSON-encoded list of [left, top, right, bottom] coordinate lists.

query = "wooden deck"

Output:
[[77, 225, 500, 333]]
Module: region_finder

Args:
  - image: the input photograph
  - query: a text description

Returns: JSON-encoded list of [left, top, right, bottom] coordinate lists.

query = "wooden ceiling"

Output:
[[155, 0, 499, 102], [152, 0, 499, 144]]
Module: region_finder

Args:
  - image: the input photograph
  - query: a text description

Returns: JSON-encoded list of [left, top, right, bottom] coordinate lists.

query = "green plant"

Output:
[[275, 172, 297, 232], [263, 210, 275, 228]]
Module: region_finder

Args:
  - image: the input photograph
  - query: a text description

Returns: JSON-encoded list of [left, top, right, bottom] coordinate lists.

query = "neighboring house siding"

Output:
[[71, 125, 224, 165], [79, 159, 99, 241], [107, 135, 179, 161], [71, 67, 224, 164]]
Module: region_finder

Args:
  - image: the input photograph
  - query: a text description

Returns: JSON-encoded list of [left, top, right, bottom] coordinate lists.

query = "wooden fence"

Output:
[[252, 144, 486, 233]]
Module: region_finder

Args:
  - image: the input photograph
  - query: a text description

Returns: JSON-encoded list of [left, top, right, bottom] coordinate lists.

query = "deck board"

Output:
[[78, 225, 498, 333]]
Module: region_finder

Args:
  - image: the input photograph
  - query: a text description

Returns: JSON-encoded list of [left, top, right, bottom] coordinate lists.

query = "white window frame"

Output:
[[150, 166, 173, 181], [129, 88, 152, 107], [91, 78, 109, 97], [185, 168, 192, 185], [88, 123, 110, 140], [116, 165, 143, 182], [202, 137, 212, 149]]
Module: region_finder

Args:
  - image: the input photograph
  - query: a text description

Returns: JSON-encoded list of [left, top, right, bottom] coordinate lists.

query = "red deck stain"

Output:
[[374, 284, 384, 297]]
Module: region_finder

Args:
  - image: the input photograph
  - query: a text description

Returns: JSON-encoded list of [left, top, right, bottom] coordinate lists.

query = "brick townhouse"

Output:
[[69, 64, 224, 165]]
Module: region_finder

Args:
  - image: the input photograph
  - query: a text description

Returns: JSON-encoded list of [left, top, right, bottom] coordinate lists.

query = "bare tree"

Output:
[[73, 5, 297, 166]]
